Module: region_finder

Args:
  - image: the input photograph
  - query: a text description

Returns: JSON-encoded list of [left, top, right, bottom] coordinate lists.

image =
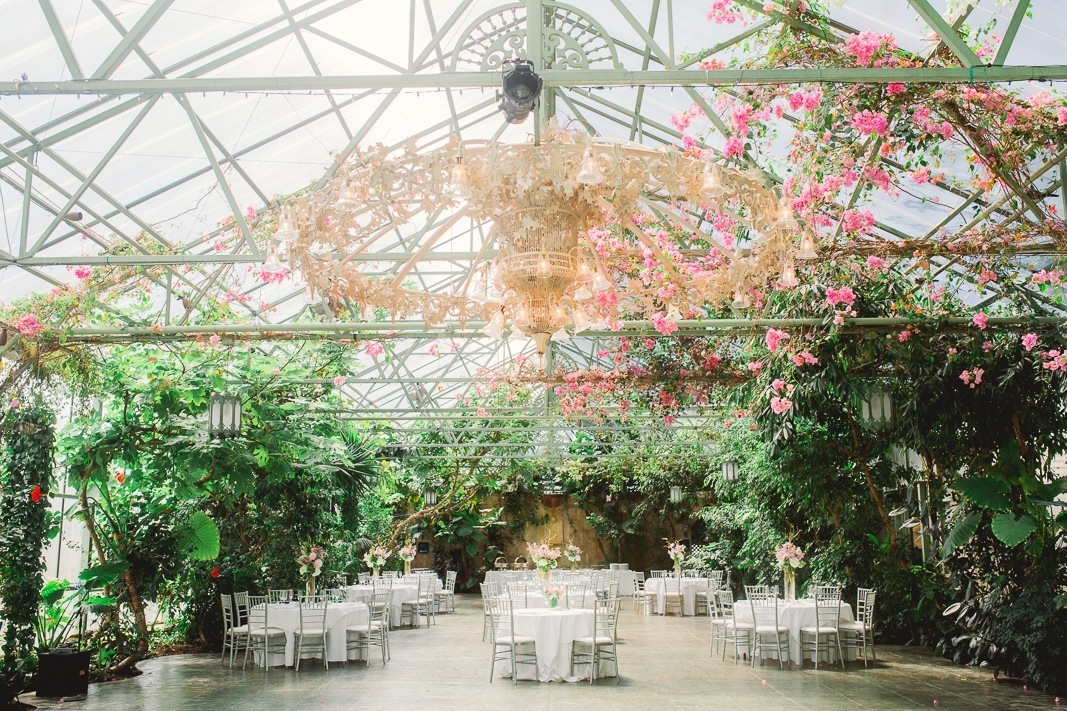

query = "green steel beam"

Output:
[[91, 0, 176, 79], [37, 0, 84, 80], [3, 65, 1067, 96], [992, 0, 1031, 66], [906, 0, 981, 67]]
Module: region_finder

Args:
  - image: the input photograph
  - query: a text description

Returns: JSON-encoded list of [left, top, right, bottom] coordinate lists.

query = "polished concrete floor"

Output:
[[28, 595, 1057, 710]]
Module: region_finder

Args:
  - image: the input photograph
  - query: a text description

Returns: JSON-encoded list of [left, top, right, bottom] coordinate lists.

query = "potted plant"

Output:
[[33, 562, 124, 699]]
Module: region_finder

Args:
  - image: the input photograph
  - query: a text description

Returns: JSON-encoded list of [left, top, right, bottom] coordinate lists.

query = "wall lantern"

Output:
[[721, 459, 739, 482], [423, 486, 438, 506], [207, 393, 242, 439], [669, 485, 684, 504], [860, 387, 893, 431]]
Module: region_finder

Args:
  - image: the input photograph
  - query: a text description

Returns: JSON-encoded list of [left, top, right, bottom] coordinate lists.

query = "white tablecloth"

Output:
[[645, 577, 709, 615], [733, 599, 856, 664], [343, 585, 418, 627], [257, 602, 369, 666], [495, 592, 592, 610], [495, 608, 614, 682]]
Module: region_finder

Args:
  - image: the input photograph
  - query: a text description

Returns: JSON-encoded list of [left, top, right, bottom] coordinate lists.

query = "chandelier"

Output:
[[276, 130, 806, 365]]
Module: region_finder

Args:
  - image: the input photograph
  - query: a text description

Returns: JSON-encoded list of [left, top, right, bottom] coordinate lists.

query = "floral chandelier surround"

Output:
[[277, 131, 804, 362]]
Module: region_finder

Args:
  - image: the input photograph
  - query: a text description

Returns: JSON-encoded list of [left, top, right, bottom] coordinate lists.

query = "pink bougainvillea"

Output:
[[365, 342, 385, 357], [850, 110, 889, 137], [14, 313, 44, 337], [651, 312, 679, 335], [770, 396, 793, 414], [972, 313, 989, 330], [826, 286, 856, 308], [1022, 333, 1039, 352], [765, 328, 790, 352], [73, 265, 92, 280], [332, 375, 346, 387]]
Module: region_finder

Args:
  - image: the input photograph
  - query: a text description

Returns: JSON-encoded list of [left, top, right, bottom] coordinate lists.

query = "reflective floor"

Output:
[[29, 595, 1057, 710]]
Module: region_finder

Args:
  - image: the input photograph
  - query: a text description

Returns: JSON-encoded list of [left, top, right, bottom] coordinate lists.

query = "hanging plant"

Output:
[[0, 405, 55, 696]]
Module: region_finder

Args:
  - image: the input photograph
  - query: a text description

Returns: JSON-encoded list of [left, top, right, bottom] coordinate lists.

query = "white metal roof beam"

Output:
[[92, 0, 175, 80], [36, 0, 84, 80]]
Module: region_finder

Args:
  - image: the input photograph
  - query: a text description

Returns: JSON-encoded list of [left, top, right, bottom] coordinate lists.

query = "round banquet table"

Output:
[[256, 602, 369, 667], [732, 599, 856, 664], [494, 591, 593, 610], [494, 608, 615, 682], [645, 577, 709, 615], [343, 584, 419, 627]]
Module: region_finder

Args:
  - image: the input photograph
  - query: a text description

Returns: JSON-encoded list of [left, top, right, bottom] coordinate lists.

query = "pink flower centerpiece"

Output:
[[563, 543, 582, 569], [775, 541, 806, 600], [666, 539, 687, 578], [527, 541, 562, 584], [297, 545, 325, 596], [363, 545, 391, 577], [399, 544, 417, 575]]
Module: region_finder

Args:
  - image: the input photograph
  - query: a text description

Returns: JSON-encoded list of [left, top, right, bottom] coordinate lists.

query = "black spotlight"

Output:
[[498, 59, 542, 124]]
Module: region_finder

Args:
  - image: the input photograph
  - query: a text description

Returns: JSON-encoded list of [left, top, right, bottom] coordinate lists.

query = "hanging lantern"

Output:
[[423, 486, 438, 506], [860, 387, 893, 431], [721, 459, 739, 482], [669, 485, 684, 503], [207, 393, 242, 439]]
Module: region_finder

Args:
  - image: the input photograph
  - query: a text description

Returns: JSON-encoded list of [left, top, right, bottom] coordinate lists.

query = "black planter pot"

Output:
[[34, 650, 89, 699]]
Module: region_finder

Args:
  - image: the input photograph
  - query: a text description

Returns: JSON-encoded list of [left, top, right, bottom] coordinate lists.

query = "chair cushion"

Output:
[[250, 627, 285, 637], [755, 625, 788, 634], [296, 627, 327, 636], [839, 621, 869, 631], [801, 626, 840, 635], [230, 625, 249, 634], [730, 622, 754, 629], [497, 635, 536, 645], [574, 635, 615, 646]]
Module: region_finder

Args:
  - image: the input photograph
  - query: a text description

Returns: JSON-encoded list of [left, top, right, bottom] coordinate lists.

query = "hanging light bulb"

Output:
[[445, 160, 472, 200], [773, 198, 799, 230], [700, 162, 726, 198], [262, 245, 284, 274], [796, 232, 818, 260], [731, 290, 751, 309], [591, 270, 612, 293], [333, 182, 358, 211], [551, 304, 567, 323], [537, 252, 551, 277], [470, 270, 489, 302], [572, 308, 590, 333], [576, 260, 593, 282], [576, 149, 604, 185], [481, 310, 505, 339], [517, 303, 531, 323], [573, 284, 593, 302], [779, 257, 799, 288], [275, 208, 297, 244]]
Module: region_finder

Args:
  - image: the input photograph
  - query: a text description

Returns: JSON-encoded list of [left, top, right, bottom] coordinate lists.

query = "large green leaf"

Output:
[[952, 477, 1011, 510], [940, 512, 981, 558], [40, 579, 70, 606], [79, 560, 130, 588], [990, 512, 1038, 547], [177, 511, 221, 561]]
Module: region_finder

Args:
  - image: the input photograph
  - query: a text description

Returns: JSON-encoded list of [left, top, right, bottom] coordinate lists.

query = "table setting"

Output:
[[494, 607, 614, 682], [254, 601, 370, 667]]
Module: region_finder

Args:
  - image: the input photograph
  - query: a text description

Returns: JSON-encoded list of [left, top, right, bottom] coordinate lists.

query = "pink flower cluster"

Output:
[[840, 209, 875, 235], [826, 286, 856, 308], [527, 542, 562, 569], [911, 106, 954, 140], [332, 375, 346, 387], [770, 396, 793, 414], [724, 135, 745, 158], [775, 541, 805, 567], [259, 267, 289, 284], [866, 255, 888, 272], [1042, 350, 1067, 371], [959, 368, 984, 388], [707, 0, 743, 24], [972, 313, 989, 330], [787, 89, 822, 112], [1031, 269, 1064, 285], [14, 313, 44, 337], [365, 341, 384, 357], [73, 265, 92, 280], [843, 29, 897, 66], [792, 350, 818, 367], [851, 110, 889, 137], [1022, 333, 1038, 352], [651, 312, 679, 335], [765, 328, 790, 353]]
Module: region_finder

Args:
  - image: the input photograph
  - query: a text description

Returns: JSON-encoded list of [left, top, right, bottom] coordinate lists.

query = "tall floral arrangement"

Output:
[[526, 541, 561, 584], [296, 545, 324, 596], [666, 539, 686, 578], [399, 544, 417, 575], [564, 543, 582, 569], [363, 545, 391, 576], [775, 541, 805, 600]]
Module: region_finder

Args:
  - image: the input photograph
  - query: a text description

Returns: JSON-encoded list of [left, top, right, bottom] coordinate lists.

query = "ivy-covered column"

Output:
[[0, 405, 55, 687]]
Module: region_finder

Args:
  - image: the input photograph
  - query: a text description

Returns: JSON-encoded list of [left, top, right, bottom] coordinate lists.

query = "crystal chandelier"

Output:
[[278, 131, 806, 365]]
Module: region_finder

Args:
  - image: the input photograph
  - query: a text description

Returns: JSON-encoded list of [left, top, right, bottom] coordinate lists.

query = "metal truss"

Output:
[[1, 0, 1064, 424]]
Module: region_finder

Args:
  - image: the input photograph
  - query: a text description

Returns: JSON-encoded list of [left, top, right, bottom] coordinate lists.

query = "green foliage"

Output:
[[176, 511, 220, 561], [0, 405, 55, 690]]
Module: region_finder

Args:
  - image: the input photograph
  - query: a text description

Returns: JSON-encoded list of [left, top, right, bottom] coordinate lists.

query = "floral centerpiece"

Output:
[[363, 545, 391, 577], [399, 544, 417, 576], [563, 544, 582, 570], [543, 585, 565, 608], [775, 541, 806, 601], [666, 540, 686, 578], [297, 545, 324, 596], [526, 541, 562, 584]]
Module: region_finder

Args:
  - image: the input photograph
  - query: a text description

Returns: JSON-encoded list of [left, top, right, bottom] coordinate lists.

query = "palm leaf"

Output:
[[177, 511, 221, 561]]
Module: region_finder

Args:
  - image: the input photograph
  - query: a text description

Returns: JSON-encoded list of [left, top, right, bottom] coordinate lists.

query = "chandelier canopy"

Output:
[[279, 130, 806, 361]]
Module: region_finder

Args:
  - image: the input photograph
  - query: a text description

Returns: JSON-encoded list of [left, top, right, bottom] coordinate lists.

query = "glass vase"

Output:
[[674, 561, 682, 579], [783, 567, 796, 602], [549, 597, 558, 608], [306, 577, 316, 597], [404, 561, 411, 576]]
